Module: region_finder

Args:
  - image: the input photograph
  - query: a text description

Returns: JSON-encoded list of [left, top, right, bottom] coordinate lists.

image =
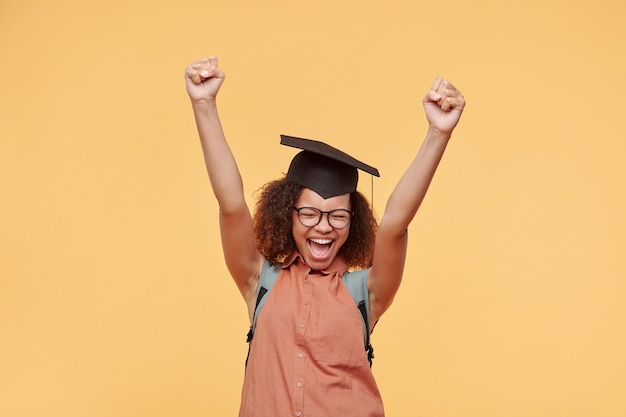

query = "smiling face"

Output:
[[291, 188, 351, 271]]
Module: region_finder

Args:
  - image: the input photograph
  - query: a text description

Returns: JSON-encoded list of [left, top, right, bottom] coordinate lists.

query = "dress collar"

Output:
[[282, 250, 349, 275]]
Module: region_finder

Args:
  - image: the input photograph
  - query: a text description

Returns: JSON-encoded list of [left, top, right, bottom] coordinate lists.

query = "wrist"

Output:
[[426, 125, 452, 143], [191, 97, 218, 111]]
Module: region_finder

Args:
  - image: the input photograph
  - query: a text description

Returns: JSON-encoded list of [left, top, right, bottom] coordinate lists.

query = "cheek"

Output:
[[337, 226, 350, 246], [291, 215, 306, 241], [291, 213, 300, 234]]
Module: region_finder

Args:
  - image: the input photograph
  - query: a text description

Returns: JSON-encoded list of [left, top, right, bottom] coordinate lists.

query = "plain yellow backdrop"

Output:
[[1, 1, 625, 416]]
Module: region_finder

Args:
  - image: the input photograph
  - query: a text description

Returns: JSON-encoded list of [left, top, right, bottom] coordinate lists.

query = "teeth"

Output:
[[310, 238, 332, 245]]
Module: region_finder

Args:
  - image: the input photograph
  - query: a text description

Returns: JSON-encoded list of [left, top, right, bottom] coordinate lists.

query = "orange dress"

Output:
[[239, 252, 385, 417]]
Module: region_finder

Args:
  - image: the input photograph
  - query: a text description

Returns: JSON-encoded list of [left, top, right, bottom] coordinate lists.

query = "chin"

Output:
[[299, 253, 329, 271]]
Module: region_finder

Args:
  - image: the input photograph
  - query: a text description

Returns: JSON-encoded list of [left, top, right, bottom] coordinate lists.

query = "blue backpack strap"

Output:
[[342, 269, 375, 366], [249, 260, 281, 339], [245, 262, 375, 368], [245, 260, 280, 368]]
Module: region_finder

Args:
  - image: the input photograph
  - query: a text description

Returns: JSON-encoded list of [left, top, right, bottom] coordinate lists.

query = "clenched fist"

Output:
[[185, 56, 226, 103], [423, 77, 465, 135]]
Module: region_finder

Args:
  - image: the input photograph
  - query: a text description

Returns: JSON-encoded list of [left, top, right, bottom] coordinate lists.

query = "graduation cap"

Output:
[[281, 135, 380, 199]]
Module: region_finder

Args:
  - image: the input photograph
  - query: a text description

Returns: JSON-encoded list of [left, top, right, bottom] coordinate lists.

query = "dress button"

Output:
[[299, 323, 305, 328], [296, 382, 302, 387], [296, 412, 302, 417], [298, 353, 304, 358]]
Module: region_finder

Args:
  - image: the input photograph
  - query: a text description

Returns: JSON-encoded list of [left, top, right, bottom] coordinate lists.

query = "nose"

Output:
[[314, 212, 333, 232]]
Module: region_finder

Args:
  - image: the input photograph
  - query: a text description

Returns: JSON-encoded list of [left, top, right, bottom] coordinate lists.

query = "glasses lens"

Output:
[[328, 209, 351, 228], [298, 207, 321, 226]]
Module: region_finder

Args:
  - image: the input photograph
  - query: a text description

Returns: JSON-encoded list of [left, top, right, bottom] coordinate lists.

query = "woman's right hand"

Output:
[[184, 56, 225, 103]]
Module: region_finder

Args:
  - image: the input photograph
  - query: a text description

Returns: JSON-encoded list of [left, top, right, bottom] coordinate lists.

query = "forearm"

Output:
[[192, 99, 246, 213], [369, 77, 463, 320], [369, 129, 449, 320], [380, 127, 451, 235]]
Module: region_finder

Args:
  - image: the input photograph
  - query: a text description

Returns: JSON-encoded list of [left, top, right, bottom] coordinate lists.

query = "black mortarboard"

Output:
[[281, 135, 380, 199]]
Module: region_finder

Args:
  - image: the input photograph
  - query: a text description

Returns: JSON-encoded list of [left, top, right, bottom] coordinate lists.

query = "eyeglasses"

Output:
[[293, 207, 353, 229]]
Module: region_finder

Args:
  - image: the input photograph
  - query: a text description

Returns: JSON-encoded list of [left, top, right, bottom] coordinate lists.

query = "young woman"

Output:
[[185, 56, 465, 417]]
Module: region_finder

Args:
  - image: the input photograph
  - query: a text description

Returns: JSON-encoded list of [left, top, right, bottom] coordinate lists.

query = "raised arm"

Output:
[[185, 57, 262, 301], [368, 77, 465, 325]]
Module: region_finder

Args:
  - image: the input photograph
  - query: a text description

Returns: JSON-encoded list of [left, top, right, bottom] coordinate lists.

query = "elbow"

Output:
[[218, 197, 249, 217], [377, 222, 409, 242]]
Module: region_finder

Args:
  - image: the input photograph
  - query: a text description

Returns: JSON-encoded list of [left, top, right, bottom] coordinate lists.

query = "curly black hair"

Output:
[[252, 177, 378, 269]]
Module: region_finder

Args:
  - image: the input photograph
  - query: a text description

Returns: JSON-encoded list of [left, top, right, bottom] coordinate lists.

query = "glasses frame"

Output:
[[293, 206, 353, 229]]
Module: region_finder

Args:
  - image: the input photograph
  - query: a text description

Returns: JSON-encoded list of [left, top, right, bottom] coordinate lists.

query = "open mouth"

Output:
[[308, 238, 333, 259]]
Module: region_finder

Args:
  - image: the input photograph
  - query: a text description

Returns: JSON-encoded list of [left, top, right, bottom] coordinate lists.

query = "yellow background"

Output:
[[1, 0, 624, 416]]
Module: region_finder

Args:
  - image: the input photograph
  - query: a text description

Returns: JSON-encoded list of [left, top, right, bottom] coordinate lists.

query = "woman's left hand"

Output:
[[423, 77, 466, 135]]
